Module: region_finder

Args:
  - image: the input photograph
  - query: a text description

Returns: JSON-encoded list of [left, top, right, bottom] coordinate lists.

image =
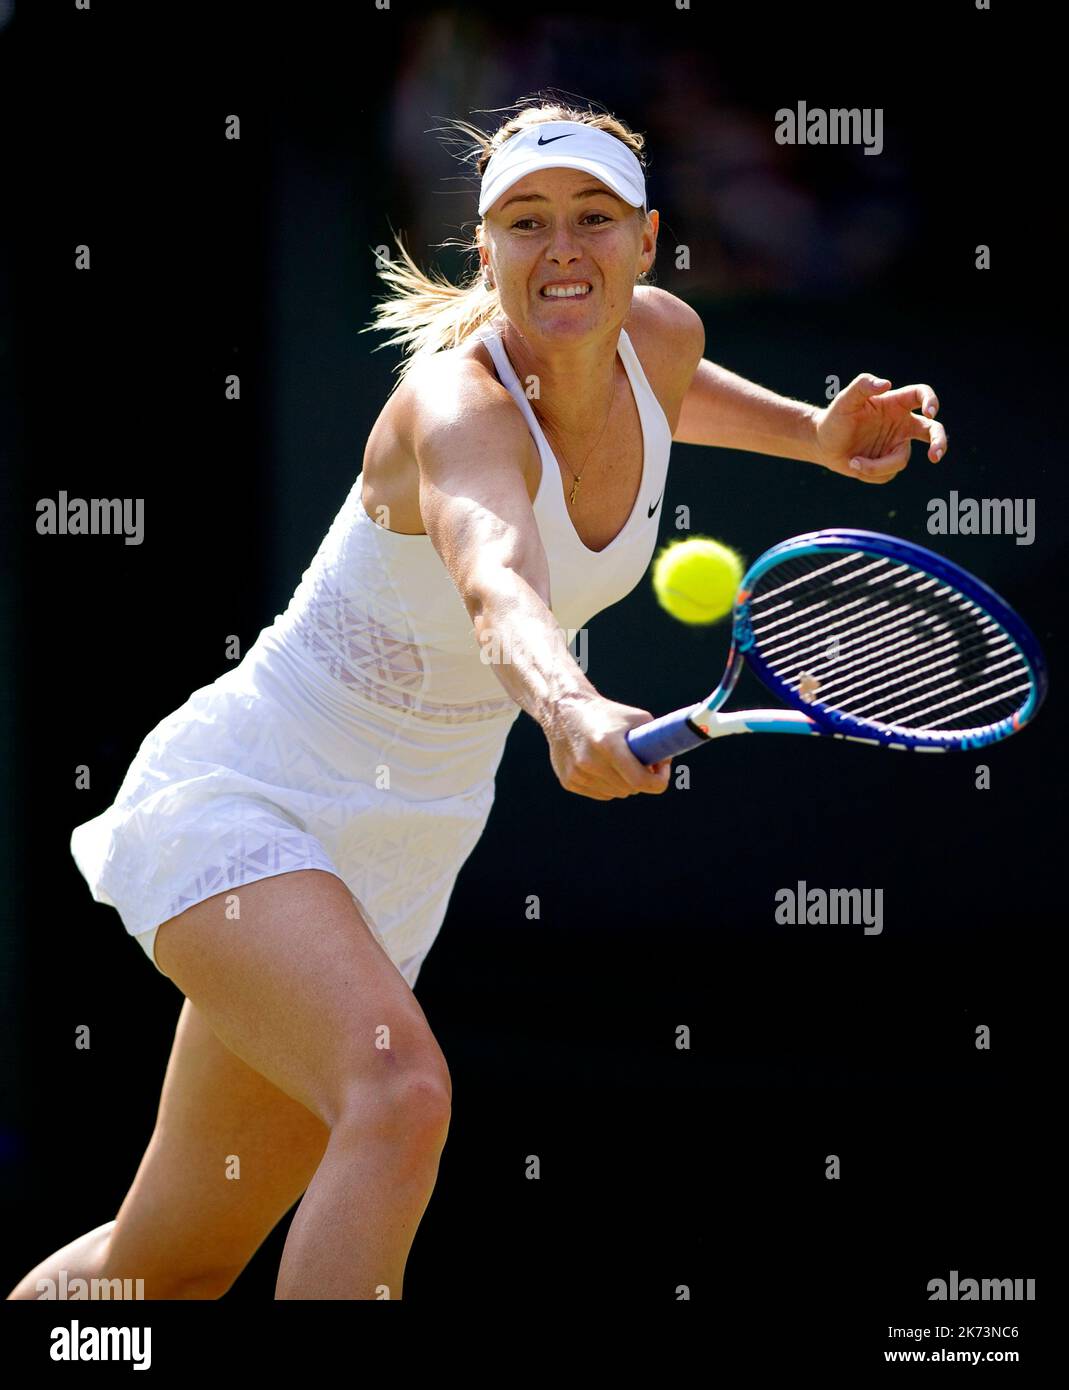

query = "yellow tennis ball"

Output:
[[651, 536, 745, 625]]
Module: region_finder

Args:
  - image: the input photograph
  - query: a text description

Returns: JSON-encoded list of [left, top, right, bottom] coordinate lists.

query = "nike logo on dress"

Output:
[[537, 133, 574, 145], [648, 492, 663, 518]]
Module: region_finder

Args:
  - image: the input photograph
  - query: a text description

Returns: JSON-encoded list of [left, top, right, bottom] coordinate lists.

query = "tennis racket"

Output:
[[627, 528, 1047, 763]]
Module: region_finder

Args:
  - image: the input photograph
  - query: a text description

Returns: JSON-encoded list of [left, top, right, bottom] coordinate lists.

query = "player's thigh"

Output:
[[152, 868, 451, 1131], [108, 996, 330, 1290]]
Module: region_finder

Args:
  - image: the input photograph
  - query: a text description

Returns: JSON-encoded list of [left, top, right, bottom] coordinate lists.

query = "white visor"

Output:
[[478, 121, 646, 218]]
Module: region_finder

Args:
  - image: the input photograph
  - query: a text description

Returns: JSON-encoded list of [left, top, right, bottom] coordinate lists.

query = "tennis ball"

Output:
[[651, 536, 745, 625]]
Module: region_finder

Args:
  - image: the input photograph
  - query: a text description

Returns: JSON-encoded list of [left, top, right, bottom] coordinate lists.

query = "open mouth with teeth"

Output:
[[540, 283, 592, 299]]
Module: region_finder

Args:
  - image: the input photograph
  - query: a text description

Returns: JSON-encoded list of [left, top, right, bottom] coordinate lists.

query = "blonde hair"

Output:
[[358, 92, 652, 386]]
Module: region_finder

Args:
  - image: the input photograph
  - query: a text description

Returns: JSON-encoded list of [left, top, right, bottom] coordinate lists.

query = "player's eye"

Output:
[[510, 213, 614, 230]]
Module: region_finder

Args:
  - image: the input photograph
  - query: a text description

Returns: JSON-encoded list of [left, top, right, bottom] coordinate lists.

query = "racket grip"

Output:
[[626, 706, 711, 764]]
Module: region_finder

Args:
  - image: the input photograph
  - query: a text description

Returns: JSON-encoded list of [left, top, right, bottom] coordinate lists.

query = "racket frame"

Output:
[[627, 529, 1047, 763]]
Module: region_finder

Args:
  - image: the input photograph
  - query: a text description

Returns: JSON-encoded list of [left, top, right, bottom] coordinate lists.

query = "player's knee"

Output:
[[333, 1062, 452, 1147]]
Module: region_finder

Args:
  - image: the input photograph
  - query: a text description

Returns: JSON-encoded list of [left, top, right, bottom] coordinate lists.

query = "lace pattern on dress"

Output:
[[289, 576, 517, 724]]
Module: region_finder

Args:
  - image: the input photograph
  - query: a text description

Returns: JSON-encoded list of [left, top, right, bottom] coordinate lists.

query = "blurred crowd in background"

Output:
[[379, 9, 918, 301]]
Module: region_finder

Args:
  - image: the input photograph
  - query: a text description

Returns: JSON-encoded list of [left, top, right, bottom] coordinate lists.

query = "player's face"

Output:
[[481, 166, 657, 342]]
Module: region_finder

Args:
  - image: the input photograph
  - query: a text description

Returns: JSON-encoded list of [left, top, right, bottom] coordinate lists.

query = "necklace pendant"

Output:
[[569, 477, 579, 505]]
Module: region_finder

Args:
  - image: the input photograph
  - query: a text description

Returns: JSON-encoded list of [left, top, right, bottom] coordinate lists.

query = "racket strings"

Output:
[[771, 574, 1028, 728], [766, 607, 1012, 696], [747, 550, 1033, 733]]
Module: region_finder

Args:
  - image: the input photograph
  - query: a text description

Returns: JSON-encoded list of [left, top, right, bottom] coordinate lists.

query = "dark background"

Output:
[[1, 0, 1061, 1359]]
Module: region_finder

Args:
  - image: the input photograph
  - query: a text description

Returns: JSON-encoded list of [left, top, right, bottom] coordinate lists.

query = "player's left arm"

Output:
[[658, 288, 949, 485]]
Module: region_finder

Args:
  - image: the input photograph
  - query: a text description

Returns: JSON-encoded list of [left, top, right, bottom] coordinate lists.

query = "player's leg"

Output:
[[6, 1222, 119, 1302], [6, 997, 330, 1300], [148, 867, 450, 1299]]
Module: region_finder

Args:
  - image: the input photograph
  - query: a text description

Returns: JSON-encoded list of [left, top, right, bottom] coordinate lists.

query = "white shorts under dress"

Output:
[[70, 640, 514, 985]]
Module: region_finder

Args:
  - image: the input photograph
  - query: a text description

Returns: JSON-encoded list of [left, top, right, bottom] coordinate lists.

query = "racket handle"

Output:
[[626, 706, 711, 764]]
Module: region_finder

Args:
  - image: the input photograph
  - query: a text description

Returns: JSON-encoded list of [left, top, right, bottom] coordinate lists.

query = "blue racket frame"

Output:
[[627, 529, 1048, 764]]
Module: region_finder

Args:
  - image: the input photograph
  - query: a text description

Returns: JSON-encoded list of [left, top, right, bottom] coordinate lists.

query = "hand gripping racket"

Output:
[[627, 529, 1047, 763]]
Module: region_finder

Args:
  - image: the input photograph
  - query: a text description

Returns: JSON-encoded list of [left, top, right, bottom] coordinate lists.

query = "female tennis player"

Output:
[[7, 96, 947, 1301]]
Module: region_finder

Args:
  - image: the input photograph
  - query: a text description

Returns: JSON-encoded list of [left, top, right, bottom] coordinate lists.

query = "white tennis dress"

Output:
[[70, 319, 674, 988]]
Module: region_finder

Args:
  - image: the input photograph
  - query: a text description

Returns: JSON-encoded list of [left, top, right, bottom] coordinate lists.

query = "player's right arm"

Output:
[[408, 357, 669, 800]]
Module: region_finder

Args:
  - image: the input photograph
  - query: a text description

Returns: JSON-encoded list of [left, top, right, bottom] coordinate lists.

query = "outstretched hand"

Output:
[[814, 374, 948, 485]]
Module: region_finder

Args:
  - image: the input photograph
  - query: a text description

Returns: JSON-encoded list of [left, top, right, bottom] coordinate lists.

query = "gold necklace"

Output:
[[542, 365, 618, 506]]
